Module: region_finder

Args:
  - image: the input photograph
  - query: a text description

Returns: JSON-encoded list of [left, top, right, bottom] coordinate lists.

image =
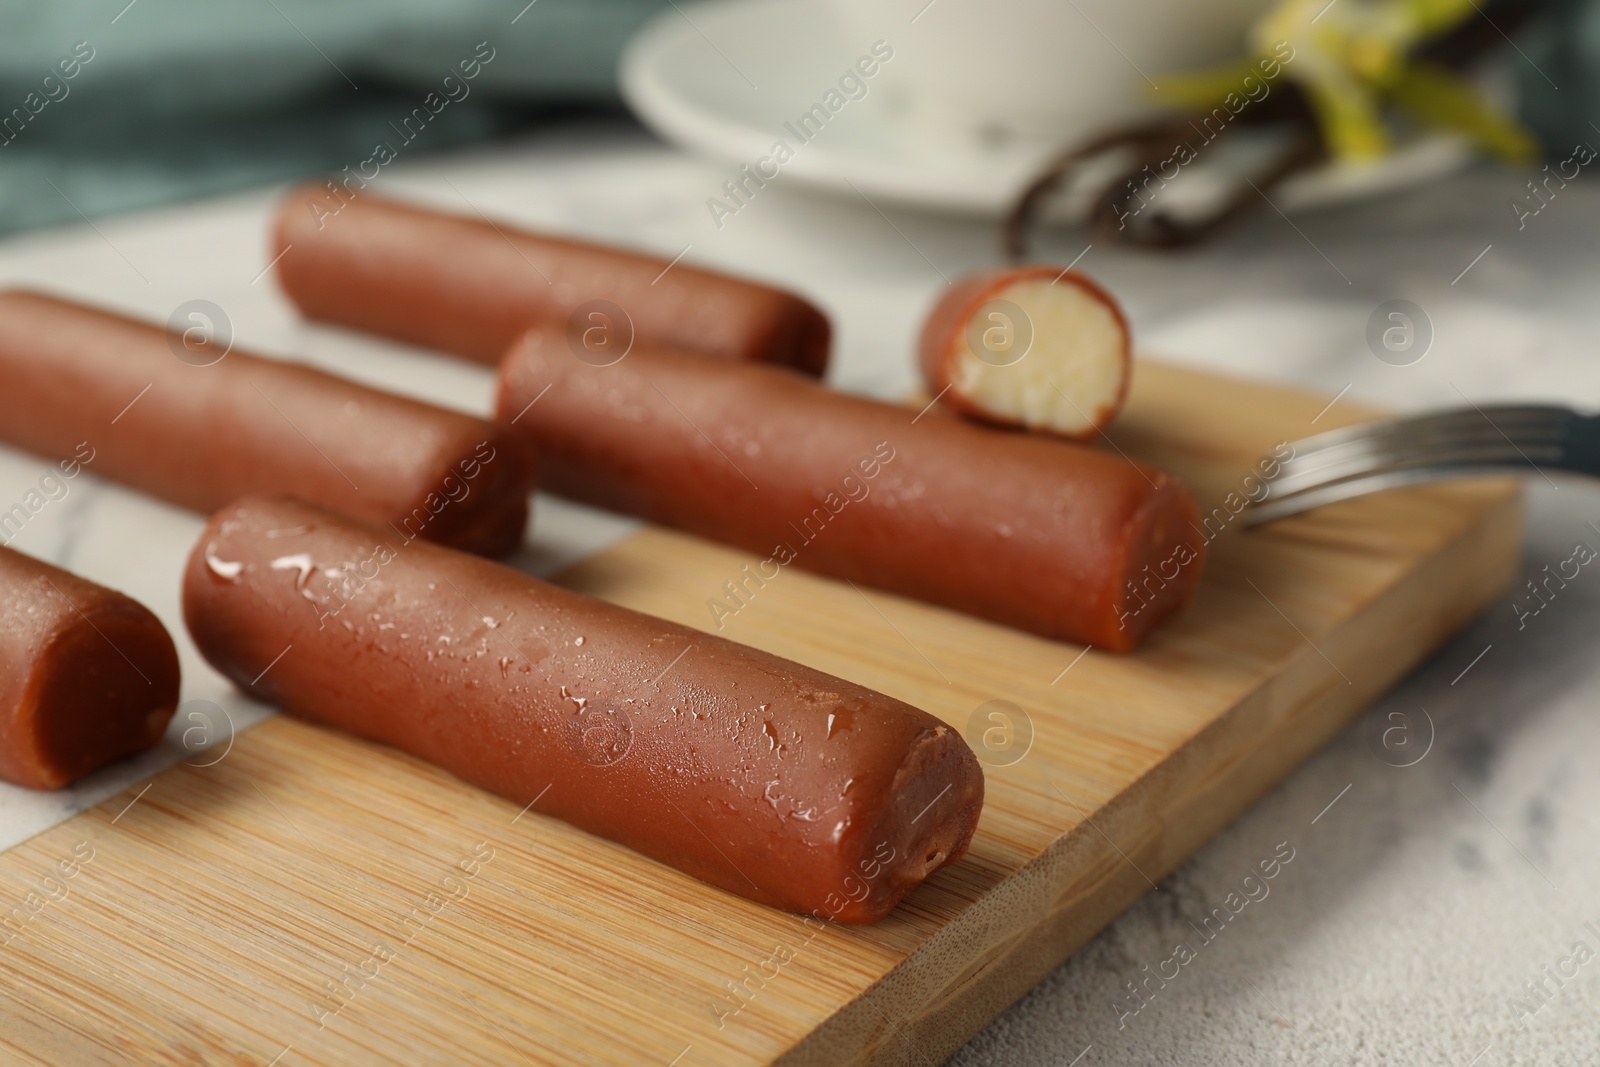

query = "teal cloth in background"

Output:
[[0, 0, 668, 235], [0, 0, 1596, 238], [1516, 0, 1600, 156]]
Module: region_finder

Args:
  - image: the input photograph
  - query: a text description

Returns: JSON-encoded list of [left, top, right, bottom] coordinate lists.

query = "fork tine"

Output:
[[1276, 429, 1553, 482], [1246, 403, 1582, 526], [1276, 405, 1573, 473], [1268, 442, 1563, 496], [1244, 463, 1532, 526], [1286, 411, 1572, 458], [1268, 405, 1575, 486], [1287, 404, 1572, 448]]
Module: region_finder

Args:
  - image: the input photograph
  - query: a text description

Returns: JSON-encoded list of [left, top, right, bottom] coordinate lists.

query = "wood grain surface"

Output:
[[0, 362, 1522, 1066]]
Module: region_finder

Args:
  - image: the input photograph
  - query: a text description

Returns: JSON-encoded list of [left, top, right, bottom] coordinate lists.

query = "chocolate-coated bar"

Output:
[[0, 290, 536, 557], [919, 265, 1131, 439], [272, 185, 831, 375], [182, 495, 983, 922], [497, 330, 1204, 651], [0, 547, 179, 789]]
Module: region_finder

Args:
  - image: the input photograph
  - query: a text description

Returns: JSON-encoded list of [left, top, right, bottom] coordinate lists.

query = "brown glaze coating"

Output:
[[272, 184, 831, 375], [0, 547, 179, 790], [182, 496, 983, 922], [497, 330, 1204, 651], [0, 290, 536, 558]]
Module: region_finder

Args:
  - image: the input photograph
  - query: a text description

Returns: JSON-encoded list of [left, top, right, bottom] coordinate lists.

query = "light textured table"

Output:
[[1, 122, 1597, 1065]]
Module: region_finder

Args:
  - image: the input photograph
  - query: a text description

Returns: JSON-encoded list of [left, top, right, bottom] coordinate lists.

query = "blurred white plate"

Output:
[[620, 0, 1476, 218]]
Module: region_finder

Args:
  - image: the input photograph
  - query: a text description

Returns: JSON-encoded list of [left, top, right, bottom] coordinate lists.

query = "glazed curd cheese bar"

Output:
[[183, 495, 984, 922], [272, 185, 831, 375], [0, 290, 536, 557], [0, 547, 179, 790], [496, 329, 1204, 651]]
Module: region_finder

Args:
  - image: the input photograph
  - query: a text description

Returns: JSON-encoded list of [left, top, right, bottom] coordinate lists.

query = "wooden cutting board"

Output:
[[0, 362, 1520, 1067]]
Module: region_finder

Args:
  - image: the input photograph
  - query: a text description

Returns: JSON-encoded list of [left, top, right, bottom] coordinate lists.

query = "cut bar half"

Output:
[[919, 266, 1131, 439]]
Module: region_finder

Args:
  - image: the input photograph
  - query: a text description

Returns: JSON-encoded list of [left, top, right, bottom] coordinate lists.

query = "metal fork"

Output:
[[1244, 405, 1598, 526]]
